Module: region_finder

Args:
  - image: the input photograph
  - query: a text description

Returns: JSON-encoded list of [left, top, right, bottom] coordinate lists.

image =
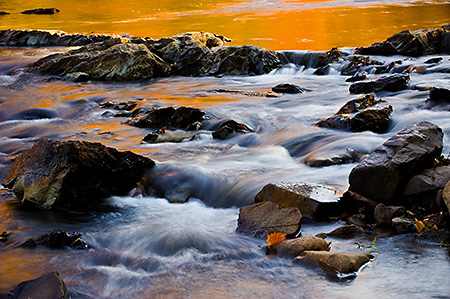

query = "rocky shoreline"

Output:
[[1, 24, 450, 297]]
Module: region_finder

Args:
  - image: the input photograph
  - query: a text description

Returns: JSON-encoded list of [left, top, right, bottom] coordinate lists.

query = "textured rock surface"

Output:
[[299, 251, 373, 274], [3, 272, 69, 299], [268, 236, 328, 258], [374, 204, 407, 226], [349, 74, 410, 94], [348, 122, 443, 204], [2, 139, 155, 210]]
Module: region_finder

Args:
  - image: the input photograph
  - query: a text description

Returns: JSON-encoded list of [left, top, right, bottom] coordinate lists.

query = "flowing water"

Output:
[[1, 0, 450, 298]]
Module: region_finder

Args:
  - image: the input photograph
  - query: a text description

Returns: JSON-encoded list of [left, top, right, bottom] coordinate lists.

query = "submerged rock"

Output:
[[349, 74, 410, 94], [2, 272, 69, 299], [255, 182, 342, 219], [298, 251, 373, 274], [267, 236, 328, 258], [212, 119, 253, 140], [2, 139, 155, 210], [355, 23, 450, 56], [348, 121, 443, 204], [21, 229, 88, 249], [236, 201, 302, 238], [21, 8, 60, 14]]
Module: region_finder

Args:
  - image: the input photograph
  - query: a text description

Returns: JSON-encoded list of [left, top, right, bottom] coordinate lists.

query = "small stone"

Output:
[[392, 217, 417, 234], [327, 224, 365, 238], [272, 83, 305, 94]]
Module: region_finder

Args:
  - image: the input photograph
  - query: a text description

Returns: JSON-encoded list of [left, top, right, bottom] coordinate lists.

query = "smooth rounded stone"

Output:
[[424, 57, 443, 64], [348, 121, 443, 204], [326, 224, 364, 238], [349, 73, 410, 94], [21, 8, 60, 14], [416, 229, 450, 245], [212, 119, 253, 140], [20, 229, 88, 249], [298, 251, 374, 274], [236, 201, 302, 239], [9, 108, 58, 120], [444, 182, 450, 214], [2, 139, 155, 210], [268, 236, 328, 258], [272, 83, 305, 94], [392, 217, 417, 234], [3, 272, 69, 299], [374, 204, 407, 226], [255, 182, 342, 219]]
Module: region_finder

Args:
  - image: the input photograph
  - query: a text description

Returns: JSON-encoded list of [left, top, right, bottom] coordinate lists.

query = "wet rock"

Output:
[[272, 83, 305, 94], [305, 149, 365, 167], [208, 89, 277, 97], [31, 40, 171, 81], [424, 57, 443, 64], [313, 66, 329, 76], [211, 45, 282, 76], [212, 120, 253, 140], [349, 73, 410, 94], [127, 106, 205, 130], [298, 251, 373, 274], [345, 72, 367, 82], [254, 182, 342, 219], [374, 204, 407, 226], [348, 121, 443, 204], [142, 129, 199, 144], [2, 139, 155, 210], [346, 216, 367, 229], [21, 8, 60, 14], [424, 87, 450, 109], [62, 72, 90, 83], [267, 236, 328, 258], [3, 272, 69, 299], [326, 224, 364, 238], [340, 191, 378, 223], [21, 229, 88, 249], [444, 182, 450, 214], [9, 108, 58, 120], [0, 29, 114, 47], [100, 100, 139, 111], [236, 201, 302, 238], [0, 231, 10, 242], [0, 11, 10, 15], [335, 94, 380, 115], [392, 217, 417, 234], [416, 229, 450, 245], [355, 24, 450, 56]]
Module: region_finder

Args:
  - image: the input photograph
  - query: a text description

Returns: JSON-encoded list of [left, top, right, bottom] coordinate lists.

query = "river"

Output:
[[1, 0, 450, 298]]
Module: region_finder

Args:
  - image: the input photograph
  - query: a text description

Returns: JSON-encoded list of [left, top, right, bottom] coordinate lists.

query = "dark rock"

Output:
[[335, 94, 380, 115], [355, 24, 450, 56], [31, 40, 171, 81], [212, 119, 253, 140], [6, 272, 69, 299], [208, 89, 277, 97], [0, 11, 10, 15], [298, 251, 373, 274], [305, 149, 365, 167], [326, 224, 364, 238], [349, 73, 410, 94], [272, 83, 305, 94], [0, 231, 11, 242], [313, 66, 328, 76], [444, 182, 450, 214], [424, 87, 450, 109], [340, 191, 379, 222], [142, 132, 159, 143], [100, 100, 139, 111], [267, 236, 328, 258], [21, 8, 60, 14], [211, 45, 282, 76], [255, 182, 342, 219], [392, 217, 417, 234], [348, 121, 443, 204], [416, 229, 450, 245], [9, 108, 58, 120], [374, 204, 407, 226], [21, 229, 88, 249], [424, 57, 443, 64], [346, 216, 366, 228], [2, 139, 155, 210], [345, 72, 367, 82], [236, 201, 302, 238], [62, 72, 90, 82], [0, 29, 115, 47], [127, 106, 205, 130]]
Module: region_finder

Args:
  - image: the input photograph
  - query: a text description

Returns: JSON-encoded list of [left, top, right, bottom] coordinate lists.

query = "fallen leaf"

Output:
[[415, 218, 426, 234], [266, 231, 286, 247], [321, 241, 332, 251]]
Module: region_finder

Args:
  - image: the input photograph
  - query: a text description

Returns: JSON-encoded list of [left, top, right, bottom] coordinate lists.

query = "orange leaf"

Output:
[[266, 231, 286, 247], [415, 218, 426, 234], [321, 241, 332, 251]]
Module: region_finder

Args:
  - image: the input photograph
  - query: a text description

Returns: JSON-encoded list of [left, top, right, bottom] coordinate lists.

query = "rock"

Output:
[[340, 191, 379, 222], [374, 204, 407, 226], [424, 57, 443, 64], [355, 24, 450, 56], [335, 94, 380, 115], [348, 121, 443, 204], [272, 83, 305, 94], [127, 106, 205, 130], [326, 224, 364, 238], [212, 120, 253, 140], [424, 87, 450, 109], [0, 11, 10, 15], [0, 231, 11, 242], [416, 229, 450, 245], [142, 129, 199, 144], [20, 229, 88, 249], [345, 73, 367, 82], [62, 72, 90, 83], [100, 100, 139, 111], [2, 139, 155, 210], [236, 201, 302, 238], [444, 182, 450, 214], [349, 74, 410, 94], [208, 89, 277, 97], [346, 216, 367, 228], [267, 236, 328, 258], [211, 45, 282, 76], [31, 40, 171, 81], [392, 217, 417, 234], [4, 272, 69, 299], [298, 251, 373, 274], [254, 182, 342, 219], [305, 149, 365, 167], [9, 108, 58, 120], [21, 8, 60, 14]]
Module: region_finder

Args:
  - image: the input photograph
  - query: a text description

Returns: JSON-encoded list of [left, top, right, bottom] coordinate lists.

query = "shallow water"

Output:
[[1, 0, 450, 298]]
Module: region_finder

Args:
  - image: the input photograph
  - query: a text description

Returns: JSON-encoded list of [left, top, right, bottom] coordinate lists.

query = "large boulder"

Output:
[[298, 251, 373, 274], [30, 40, 171, 81], [255, 182, 342, 219], [2, 139, 155, 210], [267, 236, 328, 258], [236, 201, 302, 238], [349, 74, 410, 94], [1, 272, 69, 299], [444, 182, 450, 214], [355, 24, 450, 56], [348, 122, 443, 204]]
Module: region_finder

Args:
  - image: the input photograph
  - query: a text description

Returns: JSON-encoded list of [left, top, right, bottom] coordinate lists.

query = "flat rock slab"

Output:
[[236, 201, 302, 238], [299, 251, 373, 274], [255, 182, 342, 219], [349, 74, 410, 94], [5, 272, 69, 299], [268, 236, 328, 258]]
